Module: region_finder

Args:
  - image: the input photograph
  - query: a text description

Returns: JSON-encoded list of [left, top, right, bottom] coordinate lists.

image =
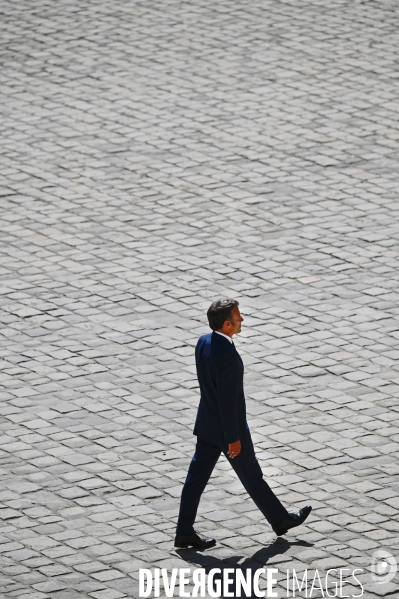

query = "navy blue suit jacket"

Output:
[[193, 332, 247, 446]]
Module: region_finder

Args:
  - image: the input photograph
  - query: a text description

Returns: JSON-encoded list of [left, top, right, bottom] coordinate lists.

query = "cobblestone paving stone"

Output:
[[1, 0, 399, 597]]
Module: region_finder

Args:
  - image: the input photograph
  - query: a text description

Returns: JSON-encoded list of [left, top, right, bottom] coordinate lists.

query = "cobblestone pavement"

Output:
[[1, 0, 399, 597]]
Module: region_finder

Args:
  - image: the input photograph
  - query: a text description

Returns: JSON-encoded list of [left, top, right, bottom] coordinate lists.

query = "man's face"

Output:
[[229, 306, 244, 336]]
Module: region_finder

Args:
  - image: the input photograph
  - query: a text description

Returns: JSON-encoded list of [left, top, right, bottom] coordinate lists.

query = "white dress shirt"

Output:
[[215, 331, 233, 343]]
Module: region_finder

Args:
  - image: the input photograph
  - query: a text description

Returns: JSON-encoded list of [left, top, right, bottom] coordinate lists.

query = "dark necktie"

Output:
[[231, 340, 243, 363]]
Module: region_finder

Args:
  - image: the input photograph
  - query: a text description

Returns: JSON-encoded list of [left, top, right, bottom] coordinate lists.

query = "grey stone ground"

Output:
[[1, 0, 399, 597]]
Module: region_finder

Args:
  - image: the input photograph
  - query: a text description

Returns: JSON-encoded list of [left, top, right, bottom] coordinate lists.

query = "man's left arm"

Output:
[[227, 439, 241, 458], [215, 353, 241, 457]]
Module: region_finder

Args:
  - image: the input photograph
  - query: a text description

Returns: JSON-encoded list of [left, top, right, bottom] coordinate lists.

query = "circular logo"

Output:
[[371, 550, 397, 584]]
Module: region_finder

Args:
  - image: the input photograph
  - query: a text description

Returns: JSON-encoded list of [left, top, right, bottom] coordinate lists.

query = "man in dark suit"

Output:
[[175, 298, 312, 549]]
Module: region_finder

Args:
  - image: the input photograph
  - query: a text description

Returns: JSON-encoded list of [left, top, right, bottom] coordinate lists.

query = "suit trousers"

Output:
[[176, 430, 288, 535]]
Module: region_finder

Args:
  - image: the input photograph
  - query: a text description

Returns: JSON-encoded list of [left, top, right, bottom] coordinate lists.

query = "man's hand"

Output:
[[228, 440, 241, 459]]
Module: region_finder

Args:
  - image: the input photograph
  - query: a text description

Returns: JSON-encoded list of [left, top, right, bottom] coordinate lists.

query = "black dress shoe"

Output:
[[272, 506, 312, 536], [174, 531, 216, 549]]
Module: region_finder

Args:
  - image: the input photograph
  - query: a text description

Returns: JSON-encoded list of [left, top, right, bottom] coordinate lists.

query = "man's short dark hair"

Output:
[[207, 298, 239, 331]]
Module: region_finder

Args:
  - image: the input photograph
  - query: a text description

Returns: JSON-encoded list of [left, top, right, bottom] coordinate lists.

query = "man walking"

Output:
[[175, 298, 312, 549]]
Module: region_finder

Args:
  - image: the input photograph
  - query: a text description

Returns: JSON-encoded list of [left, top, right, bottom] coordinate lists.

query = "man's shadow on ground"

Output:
[[175, 537, 313, 598]]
